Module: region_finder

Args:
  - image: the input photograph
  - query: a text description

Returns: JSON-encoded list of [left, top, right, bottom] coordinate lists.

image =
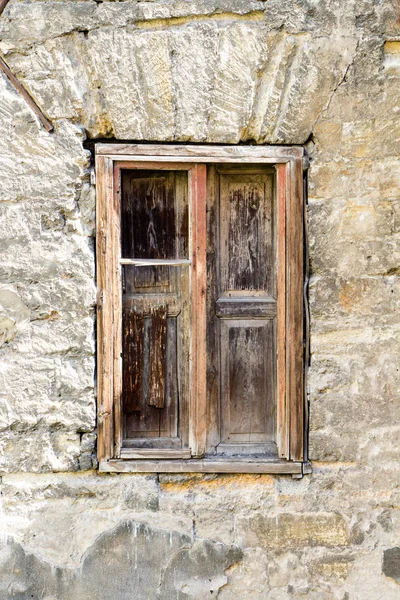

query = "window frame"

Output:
[[96, 144, 307, 476]]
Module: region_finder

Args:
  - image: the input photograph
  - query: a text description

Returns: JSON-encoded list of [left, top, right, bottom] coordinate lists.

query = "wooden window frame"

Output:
[[96, 144, 308, 476]]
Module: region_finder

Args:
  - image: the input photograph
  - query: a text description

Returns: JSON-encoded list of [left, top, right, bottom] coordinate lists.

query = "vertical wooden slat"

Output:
[[190, 164, 207, 457], [112, 166, 123, 456], [303, 167, 310, 462], [122, 308, 144, 412], [96, 155, 115, 462], [205, 166, 220, 453], [148, 304, 167, 408], [276, 163, 288, 458], [287, 157, 304, 461]]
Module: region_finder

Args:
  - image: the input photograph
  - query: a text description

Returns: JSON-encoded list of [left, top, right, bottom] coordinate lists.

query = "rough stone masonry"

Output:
[[0, 0, 399, 598]]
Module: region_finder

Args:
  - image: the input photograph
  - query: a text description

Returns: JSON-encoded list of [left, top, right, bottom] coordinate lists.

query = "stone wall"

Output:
[[0, 1, 399, 598]]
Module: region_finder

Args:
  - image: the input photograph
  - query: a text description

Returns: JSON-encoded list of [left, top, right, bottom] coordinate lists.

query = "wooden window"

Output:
[[96, 145, 308, 475]]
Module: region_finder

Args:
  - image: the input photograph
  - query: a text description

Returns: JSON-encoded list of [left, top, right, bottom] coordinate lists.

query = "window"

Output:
[[96, 145, 307, 475]]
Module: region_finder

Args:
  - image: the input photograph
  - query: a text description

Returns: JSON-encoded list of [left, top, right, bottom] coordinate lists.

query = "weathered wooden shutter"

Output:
[[120, 169, 190, 451], [207, 165, 278, 457]]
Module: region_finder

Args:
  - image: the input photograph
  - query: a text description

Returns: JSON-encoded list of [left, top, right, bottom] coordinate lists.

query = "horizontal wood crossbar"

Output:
[[96, 144, 304, 160], [99, 459, 303, 474], [216, 297, 277, 319], [121, 259, 191, 266]]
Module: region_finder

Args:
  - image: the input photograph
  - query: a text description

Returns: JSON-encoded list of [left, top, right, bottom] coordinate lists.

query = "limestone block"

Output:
[[218, 548, 269, 599], [0, 79, 89, 204], [0, 429, 81, 474], [237, 512, 351, 549], [0, 1, 96, 47], [0, 285, 30, 347], [2, 15, 357, 144], [169, 23, 219, 141], [0, 473, 162, 565], [308, 198, 399, 278]]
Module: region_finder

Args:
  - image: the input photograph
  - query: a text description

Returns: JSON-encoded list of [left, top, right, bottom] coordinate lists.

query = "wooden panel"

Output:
[[124, 313, 178, 440], [220, 320, 276, 446], [216, 297, 277, 319], [212, 166, 277, 457], [121, 170, 188, 259], [122, 266, 190, 446], [219, 172, 274, 294], [120, 168, 191, 451]]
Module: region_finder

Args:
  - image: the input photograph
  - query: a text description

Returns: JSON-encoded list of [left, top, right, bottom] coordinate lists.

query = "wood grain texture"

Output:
[[276, 163, 288, 458], [205, 166, 220, 454], [96, 144, 304, 160], [287, 158, 304, 461], [216, 297, 277, 319], [120, 449, 191, 459], [220, 320, 275, 445], [99, 459, 303, 474], [96, 155, 115, 462], [122, 308, 144, 412], [190, 164, 207, 457], [303, 168, 310, 462], [148, 305, 167, 408], [121, 170, 178, 260], [120, 167, 191, 450], [216, 166, 277, 456], [112, 164, 123, 457], [220, 172, 274, 293]]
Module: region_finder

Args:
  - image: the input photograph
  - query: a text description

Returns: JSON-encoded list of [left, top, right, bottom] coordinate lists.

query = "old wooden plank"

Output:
[[287, 158, 304, 461], [96, 155, 115, 462], [276, 163, 288, 459], [303, 167, 310, 462], [120, 259, 191, 266], [122, 308, 144, 412], [0, 56, 53, 132], [112, 162, 123, 456], [115, 161, 192, 170], [204, 165, 220, 454], [99, 459, 303, 474], [148, 305, 167, 408], [111, 155, 293, 164], [96, 144, 304, 160], [216, 441, 277, 456], [120, 449, 191, 459], [190, 164, 207, 457], [215, 297, 277, 319]]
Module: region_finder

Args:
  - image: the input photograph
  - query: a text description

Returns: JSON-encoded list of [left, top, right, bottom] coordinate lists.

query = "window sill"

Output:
[[99, 459, 311, 477]]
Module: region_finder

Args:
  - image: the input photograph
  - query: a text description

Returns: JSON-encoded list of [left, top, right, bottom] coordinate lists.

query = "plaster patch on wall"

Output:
[[0, 520, 242, 599]]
